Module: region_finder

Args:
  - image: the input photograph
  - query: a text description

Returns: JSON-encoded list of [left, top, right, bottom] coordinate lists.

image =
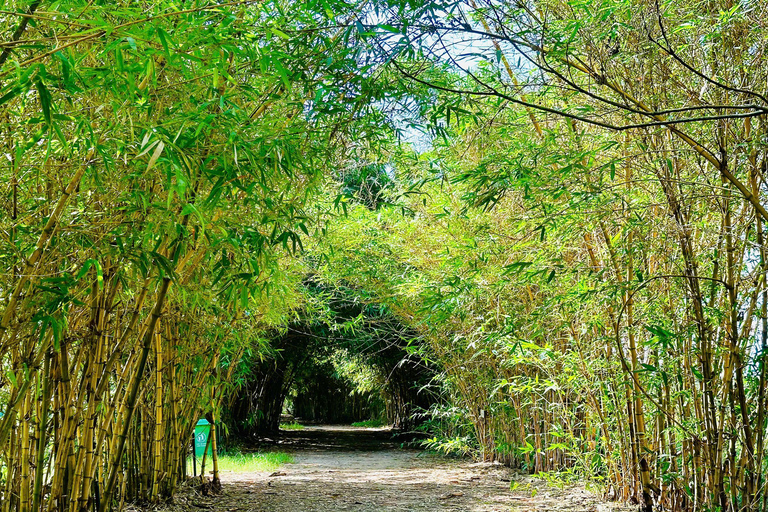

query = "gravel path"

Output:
[[141, 425, 636, 512]]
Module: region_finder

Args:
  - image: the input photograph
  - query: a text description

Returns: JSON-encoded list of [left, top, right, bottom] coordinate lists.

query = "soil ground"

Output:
[[137, 425, 637, 512]]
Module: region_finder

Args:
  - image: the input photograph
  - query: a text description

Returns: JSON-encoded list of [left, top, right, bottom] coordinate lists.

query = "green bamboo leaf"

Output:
[[35, 77, 52, 126], [150, 251, 177, 282], [75, 259, 104, 288], [0, 87, 21, 108], [49, 316, 63, 351], [271, 27, 291, 39], [273, 58, 290, 88], [157, 28, 172, 56]]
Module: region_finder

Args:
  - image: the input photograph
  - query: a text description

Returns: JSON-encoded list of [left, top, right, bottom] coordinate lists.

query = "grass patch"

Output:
[[351, 419, 386, 428], [280, 421, 304, 430], [190, 451, 293, 474], [217, 451, 294, 472]]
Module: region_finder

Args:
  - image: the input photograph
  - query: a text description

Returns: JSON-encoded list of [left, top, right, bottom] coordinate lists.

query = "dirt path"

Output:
[[147, 426, 635, 512]]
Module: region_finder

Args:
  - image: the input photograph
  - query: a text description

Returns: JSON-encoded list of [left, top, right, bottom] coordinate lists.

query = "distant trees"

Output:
[[222, 284, 435, 434]]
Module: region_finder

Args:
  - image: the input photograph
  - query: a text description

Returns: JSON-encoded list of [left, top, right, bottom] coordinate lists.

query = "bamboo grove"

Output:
[[3, 0, 768, 512], [312, 1, 768, 512], [0, 0, 389, 510]]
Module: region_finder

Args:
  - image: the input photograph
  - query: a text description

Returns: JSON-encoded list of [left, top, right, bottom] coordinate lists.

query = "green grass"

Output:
[[189, 451, 293, 474], [351, 418, 386, 428], [280, 421, 304, 430]]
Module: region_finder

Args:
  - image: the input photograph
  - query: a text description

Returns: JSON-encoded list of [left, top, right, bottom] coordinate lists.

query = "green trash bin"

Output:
[[194, 418, 213, 458]]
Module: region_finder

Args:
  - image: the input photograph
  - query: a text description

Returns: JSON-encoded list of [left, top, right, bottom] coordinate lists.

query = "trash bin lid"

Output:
[[196, 418, 210, 426]]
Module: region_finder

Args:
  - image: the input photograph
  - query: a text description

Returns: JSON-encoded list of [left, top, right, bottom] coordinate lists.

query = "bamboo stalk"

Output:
[[32, 351, 52, 512], [151, 329, 164, 500]]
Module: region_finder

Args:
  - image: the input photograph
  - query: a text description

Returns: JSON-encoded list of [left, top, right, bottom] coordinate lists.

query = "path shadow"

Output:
[[252, 424, 418, 452]]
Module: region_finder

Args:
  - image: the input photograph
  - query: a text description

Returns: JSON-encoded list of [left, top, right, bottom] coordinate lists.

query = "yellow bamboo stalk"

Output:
[[151, 329, 164, 500], [32, 351, 52, 512], [19, 391, 31, 512], [100, 234, 181, 511], [3, 425, 17, 512]]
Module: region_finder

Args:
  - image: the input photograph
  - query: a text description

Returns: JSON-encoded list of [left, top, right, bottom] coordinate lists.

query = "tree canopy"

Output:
[[2, 0, 768, 511]]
